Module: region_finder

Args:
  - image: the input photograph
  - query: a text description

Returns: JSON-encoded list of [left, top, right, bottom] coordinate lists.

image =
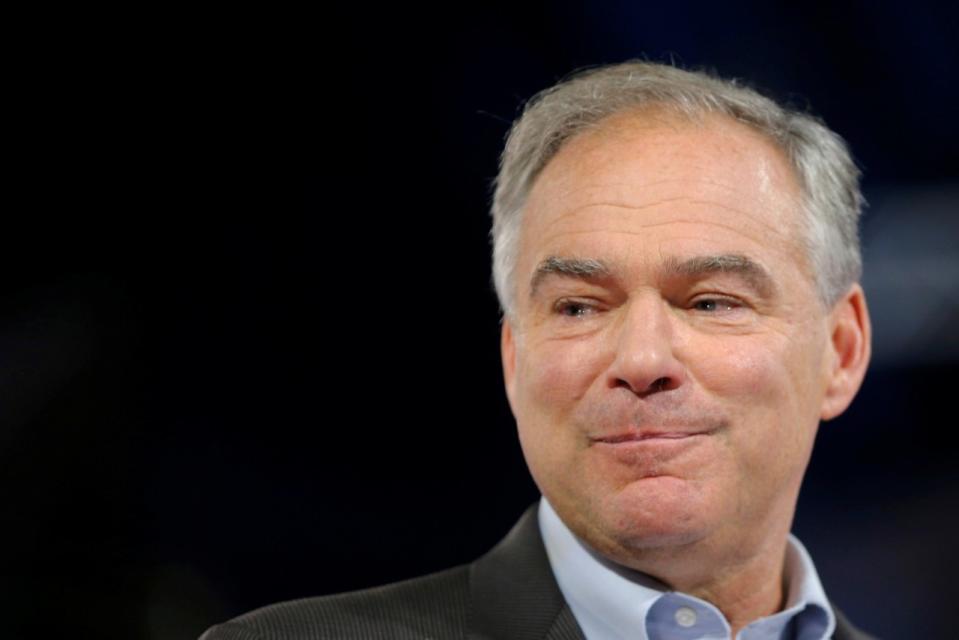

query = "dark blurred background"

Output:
[[5, 3, 957, 639]]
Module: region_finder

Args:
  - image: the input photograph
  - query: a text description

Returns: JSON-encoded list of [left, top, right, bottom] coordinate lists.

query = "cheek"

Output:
[[690, 334, 822, 478], [512, 339, 607, 483], [518, 339, 604, 416], [700, 328, 828, 426], [691, 337, 782, 403]]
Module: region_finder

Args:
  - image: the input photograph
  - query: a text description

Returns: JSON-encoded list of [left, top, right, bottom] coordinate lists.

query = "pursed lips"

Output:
[[591, 428, 717, 444]]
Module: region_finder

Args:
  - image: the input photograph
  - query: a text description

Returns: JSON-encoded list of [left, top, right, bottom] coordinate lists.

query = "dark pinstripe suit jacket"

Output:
[[200, 505, 876, 640]]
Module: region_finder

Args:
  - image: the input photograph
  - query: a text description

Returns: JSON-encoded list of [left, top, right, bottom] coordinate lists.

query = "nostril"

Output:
[[651, 377, 669, 392], [612, 376, 674, 394]]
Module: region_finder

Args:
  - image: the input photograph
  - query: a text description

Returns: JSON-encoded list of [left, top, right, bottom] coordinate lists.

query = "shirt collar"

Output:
[[538, 496, 836, 639]]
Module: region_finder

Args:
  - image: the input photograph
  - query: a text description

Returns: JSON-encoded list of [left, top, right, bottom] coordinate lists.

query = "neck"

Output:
[[676, 536, 789, 637], [587, 512, 794, 636]]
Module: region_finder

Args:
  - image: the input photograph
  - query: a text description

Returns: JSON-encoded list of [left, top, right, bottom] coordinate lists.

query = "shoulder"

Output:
[[199, 564, 471, 640]]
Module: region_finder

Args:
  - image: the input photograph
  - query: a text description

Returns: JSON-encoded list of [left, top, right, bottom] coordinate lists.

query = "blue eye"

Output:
[[692, 298, 739, 312]]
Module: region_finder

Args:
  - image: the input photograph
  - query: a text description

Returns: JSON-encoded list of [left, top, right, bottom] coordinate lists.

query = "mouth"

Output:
[[591, 429, 716, 444], [588, 429, 716, 469]]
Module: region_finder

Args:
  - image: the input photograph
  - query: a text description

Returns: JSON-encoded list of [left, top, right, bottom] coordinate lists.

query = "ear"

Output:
[[501, 316, 518, 413], [820, 283, 872, 421]]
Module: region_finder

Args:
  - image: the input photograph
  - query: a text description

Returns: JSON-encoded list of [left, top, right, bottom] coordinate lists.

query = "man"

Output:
[[201, 61, 875, 639]]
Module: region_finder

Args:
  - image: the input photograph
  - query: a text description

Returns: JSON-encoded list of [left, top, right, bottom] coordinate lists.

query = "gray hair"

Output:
[[489, 60, 864, 321]]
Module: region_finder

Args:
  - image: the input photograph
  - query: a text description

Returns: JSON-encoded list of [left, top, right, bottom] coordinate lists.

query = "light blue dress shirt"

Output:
[[538, 497, 836, 640]]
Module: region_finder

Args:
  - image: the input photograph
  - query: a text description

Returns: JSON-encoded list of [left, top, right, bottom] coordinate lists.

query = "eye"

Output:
[[554, 299, 596, 318], [691, 297, 742, 313]]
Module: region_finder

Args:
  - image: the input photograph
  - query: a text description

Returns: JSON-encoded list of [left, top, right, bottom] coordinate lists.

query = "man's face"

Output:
[[501, 110, 856, 567]]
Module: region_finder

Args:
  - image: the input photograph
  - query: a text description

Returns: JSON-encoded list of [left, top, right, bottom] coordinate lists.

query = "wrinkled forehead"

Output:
[[526, 108, 805, 222], [512, 110, 813, 301]]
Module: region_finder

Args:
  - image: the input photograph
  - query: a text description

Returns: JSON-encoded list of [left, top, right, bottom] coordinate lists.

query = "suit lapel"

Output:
[[832, 605, 877, 640], [465, 504, 876, 640], [542, 605, 587, 640], [467, 504, 586, 640]]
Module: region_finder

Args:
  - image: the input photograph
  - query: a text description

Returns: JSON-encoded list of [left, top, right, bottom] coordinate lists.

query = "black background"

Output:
[[5, 3, 958, 639]]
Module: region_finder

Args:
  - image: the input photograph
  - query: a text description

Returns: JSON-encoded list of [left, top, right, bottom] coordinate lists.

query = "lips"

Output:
[[591, 428, 716, 444]]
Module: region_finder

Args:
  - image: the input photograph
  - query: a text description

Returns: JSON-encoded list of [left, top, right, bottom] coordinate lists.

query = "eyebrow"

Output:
[[663, 254, 777, 298], [529, 256, 614, 299], [528, 253, 777, 300]]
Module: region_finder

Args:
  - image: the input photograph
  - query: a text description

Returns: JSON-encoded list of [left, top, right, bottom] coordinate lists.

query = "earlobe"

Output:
[[821, 284, 872, 421]]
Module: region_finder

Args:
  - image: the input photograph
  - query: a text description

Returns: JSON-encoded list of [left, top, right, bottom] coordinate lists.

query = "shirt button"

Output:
[[674, 606, 697, 627]]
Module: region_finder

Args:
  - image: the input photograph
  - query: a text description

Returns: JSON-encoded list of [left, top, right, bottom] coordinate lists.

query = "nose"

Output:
[[606, 293, 686, 397]]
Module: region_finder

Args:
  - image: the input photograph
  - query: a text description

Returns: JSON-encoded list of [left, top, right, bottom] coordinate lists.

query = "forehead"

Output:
[[527, 109, 803, 225], [516, 110, 809, 297]]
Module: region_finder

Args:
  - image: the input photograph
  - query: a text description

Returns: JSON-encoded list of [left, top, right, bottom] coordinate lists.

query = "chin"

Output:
[[570, 477, 716, 555]]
